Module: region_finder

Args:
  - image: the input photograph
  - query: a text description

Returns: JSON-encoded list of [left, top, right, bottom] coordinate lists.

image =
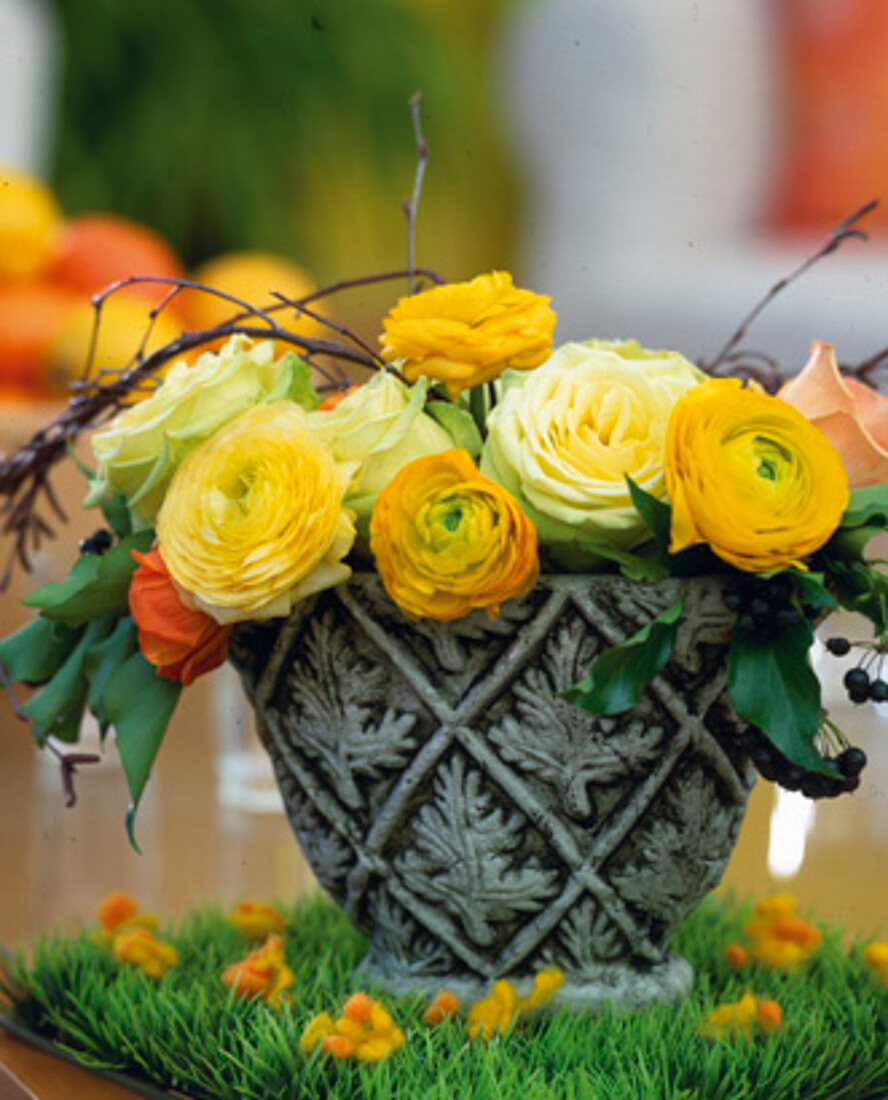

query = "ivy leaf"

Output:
[[727, 618, 835, 776], [626, 476, 671, 555], [564, 597, 683, 715], [0, 617, 83, 685], [24, 530, 154, 626], [426, 400, 484, 458], [84, 616, 139, 736], [20, 617, 115, 744], [104, 652, 181, 851]]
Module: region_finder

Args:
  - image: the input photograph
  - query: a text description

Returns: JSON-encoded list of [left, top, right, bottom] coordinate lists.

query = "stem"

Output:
[[469, 385, 488, 439], [403, 91, 429, 295]]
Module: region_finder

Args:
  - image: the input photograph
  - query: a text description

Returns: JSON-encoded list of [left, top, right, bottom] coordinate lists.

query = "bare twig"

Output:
[[703, 200, 879, 375], [0, 267, 447, 587], [403, 92, 429, 295], [0, 663, 100, 807]]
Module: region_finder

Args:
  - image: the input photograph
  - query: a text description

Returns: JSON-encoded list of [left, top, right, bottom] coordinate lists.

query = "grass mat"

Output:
[[1, 894, 886, 1100]]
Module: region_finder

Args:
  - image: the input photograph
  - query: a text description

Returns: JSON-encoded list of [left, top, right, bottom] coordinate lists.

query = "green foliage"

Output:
[[0, 617, 81, 685], [24, 531, 154, 626], [626, 476, 671, 555], [2, 894, 886, 1100], [564, 597, 683, 715], [727, 619, 836, 778], [104, 652, 182, 849], [50, 0, 516, 275], [101, 493, 134, 539]]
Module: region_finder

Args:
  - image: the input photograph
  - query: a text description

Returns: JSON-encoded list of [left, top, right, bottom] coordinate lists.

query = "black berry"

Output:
[[78, 528, 113, 556], [825, 637, 851, 656], [870, 679, 888, 703], [837, 747, 867, 777], [844, 668, 870, 693]]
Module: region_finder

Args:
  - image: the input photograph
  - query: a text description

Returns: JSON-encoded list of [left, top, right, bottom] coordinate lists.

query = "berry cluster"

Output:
[[78, 528, 113, 556], [725, 575, 818, 638], [825, 636, 888, 704], [740, 725, 866, 799]]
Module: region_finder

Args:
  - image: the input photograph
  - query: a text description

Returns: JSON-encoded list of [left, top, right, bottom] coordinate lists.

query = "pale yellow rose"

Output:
[[87, 336, 316, 525], [481, 340, 704, 564], [309, 372, 455, 523], [156, 403, 355, 624]]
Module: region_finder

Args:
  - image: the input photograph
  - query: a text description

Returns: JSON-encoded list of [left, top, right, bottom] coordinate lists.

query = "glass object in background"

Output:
[[213, 662, 282, 813]]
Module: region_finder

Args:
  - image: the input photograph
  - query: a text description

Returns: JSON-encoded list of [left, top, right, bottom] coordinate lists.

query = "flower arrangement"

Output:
[[0, 193, 887, 847]]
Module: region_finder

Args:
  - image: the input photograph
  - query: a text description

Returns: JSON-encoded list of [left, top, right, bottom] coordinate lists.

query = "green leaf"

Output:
[[20, 617, 115, 744], [100, 493, 133, 539], [24, 530, 154, 626], [0, 617, 83, 685], [839, 484, 888, 529], [564, 597, 683, 715], [626, 476, 671, 555], [788, 569, 837, 611], [83, 616, 139, 735], [105, 651, 181, 850], [727, 618, 835, 776], [426, 400, 484, 458]]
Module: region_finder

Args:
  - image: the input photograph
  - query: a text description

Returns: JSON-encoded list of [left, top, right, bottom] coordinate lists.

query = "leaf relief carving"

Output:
[[281, 612, 418, 809], [395, 755, 560, 946]]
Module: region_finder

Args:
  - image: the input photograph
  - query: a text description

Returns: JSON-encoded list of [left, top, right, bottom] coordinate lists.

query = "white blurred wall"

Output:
[[499, 0, 888, 371], [0, 0, 58, 173]]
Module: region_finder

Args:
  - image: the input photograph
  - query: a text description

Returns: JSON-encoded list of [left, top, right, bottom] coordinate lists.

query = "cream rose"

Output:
[[87, 336, 316, 525], [481, 340, 704, 563], [309, 372, 457, 523]]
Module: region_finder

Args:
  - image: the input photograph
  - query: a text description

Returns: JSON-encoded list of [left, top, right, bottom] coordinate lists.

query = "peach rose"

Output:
[[778, 340, 888, 488]]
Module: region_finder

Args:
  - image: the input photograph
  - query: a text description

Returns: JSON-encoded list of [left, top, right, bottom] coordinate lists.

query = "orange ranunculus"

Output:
[[220, 933, 294, 1008], [380, 271, 555, 397], [743, 894, 821, 970], [129, 547, 231, 686], [300, 992, 404, 1062], [316, 384, 361, 410], [112, 927, 178, 979], [423, 990, 460, 1025], [227, 901, 286, 941], [370, 449, 539, 622], [778, 341, 888, 488], [96, 891, 159, 943]]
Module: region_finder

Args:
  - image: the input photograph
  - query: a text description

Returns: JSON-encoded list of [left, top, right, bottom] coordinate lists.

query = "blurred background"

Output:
[[1, 0, 887, 956]]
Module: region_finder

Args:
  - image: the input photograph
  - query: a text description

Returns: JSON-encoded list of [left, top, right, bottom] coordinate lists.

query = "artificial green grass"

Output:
[[2, 895, 886, 1100]]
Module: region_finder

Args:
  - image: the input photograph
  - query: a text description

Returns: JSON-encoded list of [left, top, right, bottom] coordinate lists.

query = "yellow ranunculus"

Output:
[[481, 340, 704, 564], [379, 271, 555, 397], [369, 449, 539, 622], [157, 403, 355, 624], [665, 379, 849, 572], [309, 372, 454, 522], [87, 336, 316, 525]]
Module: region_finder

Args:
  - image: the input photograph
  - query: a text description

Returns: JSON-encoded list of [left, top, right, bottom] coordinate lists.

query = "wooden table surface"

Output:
[[0, 406, 886, 1096]]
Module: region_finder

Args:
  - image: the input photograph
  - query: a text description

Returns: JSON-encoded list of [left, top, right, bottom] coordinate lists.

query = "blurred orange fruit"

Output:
[[48, 291, 182, 393], [180, 251, 325, 353], [50, 214, 185, 310], [0, 167, 62, 282], [0, 283, 78, 391]]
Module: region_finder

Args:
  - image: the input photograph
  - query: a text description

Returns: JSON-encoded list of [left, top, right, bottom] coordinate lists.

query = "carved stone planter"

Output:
[[230, 574, 755, 1012]]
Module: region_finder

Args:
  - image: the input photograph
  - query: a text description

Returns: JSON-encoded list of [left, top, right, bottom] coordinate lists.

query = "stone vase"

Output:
[[230, 574, 755, 1012]]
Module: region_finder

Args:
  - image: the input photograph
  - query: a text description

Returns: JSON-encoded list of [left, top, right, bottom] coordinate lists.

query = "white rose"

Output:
[[481, 340, 704, 566]]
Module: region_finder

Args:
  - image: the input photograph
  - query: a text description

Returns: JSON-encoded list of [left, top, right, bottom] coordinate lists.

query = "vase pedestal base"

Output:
[[354, 953, 694, 1014]]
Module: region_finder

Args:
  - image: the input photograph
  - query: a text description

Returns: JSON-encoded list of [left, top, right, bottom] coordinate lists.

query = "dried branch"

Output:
[[0, 663, 100, 807], [0, 267, 445, 587], [402, 91, 429, 295], [703, 200, 879, 375]]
